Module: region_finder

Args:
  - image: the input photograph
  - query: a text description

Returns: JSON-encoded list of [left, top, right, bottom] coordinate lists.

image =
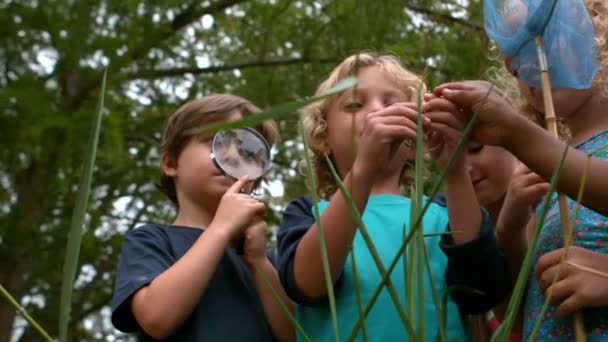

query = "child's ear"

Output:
[[161, 153, 178, 177]]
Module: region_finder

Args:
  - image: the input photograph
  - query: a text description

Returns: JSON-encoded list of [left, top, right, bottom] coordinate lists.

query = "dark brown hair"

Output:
[[158, 94, 278, 204]]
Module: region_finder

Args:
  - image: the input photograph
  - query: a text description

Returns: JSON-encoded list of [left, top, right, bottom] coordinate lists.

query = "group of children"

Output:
[[110, 0, 608, 340]]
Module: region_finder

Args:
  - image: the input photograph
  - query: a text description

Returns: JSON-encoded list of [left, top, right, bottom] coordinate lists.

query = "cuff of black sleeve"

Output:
[[283, 258, 343, 307]]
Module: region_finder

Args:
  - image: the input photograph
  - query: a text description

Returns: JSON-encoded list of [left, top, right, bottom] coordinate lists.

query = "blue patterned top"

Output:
[[524, 130, 608, 341]]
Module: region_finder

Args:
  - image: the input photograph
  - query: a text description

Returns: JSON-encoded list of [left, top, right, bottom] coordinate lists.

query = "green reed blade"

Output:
[[0, 284, 53, 342], [185, 77, 357, 135], [300, 123, 341, 342], [322, 155, 416, 339], [527, 153, 589, 341], [254, 265, 312, 342], [495, 144, 569, 341], [58, 69, 107, 342]]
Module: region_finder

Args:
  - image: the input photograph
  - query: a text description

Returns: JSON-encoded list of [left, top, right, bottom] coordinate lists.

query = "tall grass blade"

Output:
[[527, 154, 590, 341], [350, 244, 369, 342], [185, 77, 357, 135], [0, 284, 54, 342], [414, 80, 426, 342], [58, 69, 107, 342], [300, 123, 341, 342], [322, 156, 416, 339], [495, 144, 569, 341], [254, 266, 312, 342]]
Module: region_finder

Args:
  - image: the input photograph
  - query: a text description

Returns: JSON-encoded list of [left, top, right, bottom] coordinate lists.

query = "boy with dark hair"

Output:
[[111, 94, 295, 341]]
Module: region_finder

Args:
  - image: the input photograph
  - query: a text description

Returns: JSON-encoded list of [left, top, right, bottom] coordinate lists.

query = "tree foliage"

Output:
[[0, 0, 488, 340]]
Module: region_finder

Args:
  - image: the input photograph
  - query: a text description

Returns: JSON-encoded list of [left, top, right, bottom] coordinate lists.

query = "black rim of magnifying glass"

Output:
[[209, 127, 272, 182]]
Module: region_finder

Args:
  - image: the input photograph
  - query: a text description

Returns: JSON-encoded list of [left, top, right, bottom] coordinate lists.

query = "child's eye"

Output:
[[344, 102, 363, 111], [468, 144, 484, 154]]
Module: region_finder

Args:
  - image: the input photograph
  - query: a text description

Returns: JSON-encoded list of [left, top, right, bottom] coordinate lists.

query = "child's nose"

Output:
[[365, 99, 384, 114]]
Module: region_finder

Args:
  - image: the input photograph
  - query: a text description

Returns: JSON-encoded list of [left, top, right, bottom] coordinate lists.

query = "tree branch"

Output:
[[125, 57, 339, 80], [404, 4, 483, 31], [171, 0, 251, 33]]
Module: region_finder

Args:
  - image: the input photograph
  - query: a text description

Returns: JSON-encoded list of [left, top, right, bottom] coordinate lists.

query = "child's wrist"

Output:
[[205, 222, 234, 244], [244, 255, 269, 269], [444, 163, 469, 181], [351, 159, 376, 184]]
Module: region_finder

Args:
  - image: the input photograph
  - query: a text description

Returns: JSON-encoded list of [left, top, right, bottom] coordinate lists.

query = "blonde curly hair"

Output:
[[587, 0, 608, 97], [301, 52, 427, 199]]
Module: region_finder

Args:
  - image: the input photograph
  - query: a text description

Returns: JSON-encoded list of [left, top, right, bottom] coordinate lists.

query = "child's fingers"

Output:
[[426, 110, 465, 131], [373, 105, 431, 126], [439, 88, 489, 111], [536, 248, 567, 281], [518, 171, 547, 186], [423, 93, 439, 102], [512, 163, 533, 176], [251, 201, 267, 218], [429, 122, 461, 143], [432, 82, 482, 96], [545, 278, 576, 306], [226, 175, 250, 194], [537, 263, 572, 294], [423, 97, 461, 116], [524, 183, 549, 206], [554, 293, 582, 319], [246, 220, 268, 237], [372, 115, 417, 129]]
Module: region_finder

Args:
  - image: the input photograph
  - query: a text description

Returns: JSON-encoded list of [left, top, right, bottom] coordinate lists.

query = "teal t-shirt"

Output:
[[296, 194, 467, 341]]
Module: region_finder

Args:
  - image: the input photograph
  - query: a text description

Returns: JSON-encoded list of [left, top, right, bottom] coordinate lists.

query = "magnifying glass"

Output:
[[209, 127, 271, 254], [210, 127, 271, 183]]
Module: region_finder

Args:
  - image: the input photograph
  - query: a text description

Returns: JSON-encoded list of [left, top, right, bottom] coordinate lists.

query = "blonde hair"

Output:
[[301, 52, 427, 199], [588, 0, 608, 97]]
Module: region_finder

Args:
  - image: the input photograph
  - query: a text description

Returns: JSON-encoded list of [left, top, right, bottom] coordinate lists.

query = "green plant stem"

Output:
[[0, 284, 54, 342]]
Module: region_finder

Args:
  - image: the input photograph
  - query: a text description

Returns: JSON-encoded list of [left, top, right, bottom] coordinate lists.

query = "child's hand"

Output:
[[241, 220, 269, 267], [354, 102, 426, 177], [432, 81, 521, 148], [536, 246, 608, 318], [210, 176, 266, 240], [498, 164, 548, 235], [423, 94, 468, 172]]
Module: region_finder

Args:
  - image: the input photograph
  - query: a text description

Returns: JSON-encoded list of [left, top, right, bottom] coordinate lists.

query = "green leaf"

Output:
[[254, 265, 312, 342], [322, 155, 415, 340], [0, 284, 53, 342], [300, 122, 341, 342], [184, 77, 358, 135], [495, 144, 570, 341], [58, 69, 107, 342]]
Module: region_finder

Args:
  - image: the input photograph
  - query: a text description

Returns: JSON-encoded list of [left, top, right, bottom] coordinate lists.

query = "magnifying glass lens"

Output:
[[211, 128, 271, 181]]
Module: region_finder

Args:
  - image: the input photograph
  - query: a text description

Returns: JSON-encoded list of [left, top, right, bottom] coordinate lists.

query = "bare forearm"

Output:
[[293, 162, 374, 298], [250, 259, 296, 342], [506, 118, 608, 215], [445, 171, 482, 244], [131, 228, 230, 339]]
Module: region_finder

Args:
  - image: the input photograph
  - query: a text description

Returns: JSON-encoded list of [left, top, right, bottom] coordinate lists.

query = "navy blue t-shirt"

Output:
[[111, 224, 275, 341]]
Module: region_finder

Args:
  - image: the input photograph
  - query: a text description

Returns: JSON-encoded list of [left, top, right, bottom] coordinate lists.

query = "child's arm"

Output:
[[495, 164, 548, 278], [424, 95, 481, 243], [536, 246, 608, 318], [436, 81, 608, 217], [241, 221, 296, 342], [130, 177, 265, 339], [290, 103, 423, 299], [425, 95, 512, 314]]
